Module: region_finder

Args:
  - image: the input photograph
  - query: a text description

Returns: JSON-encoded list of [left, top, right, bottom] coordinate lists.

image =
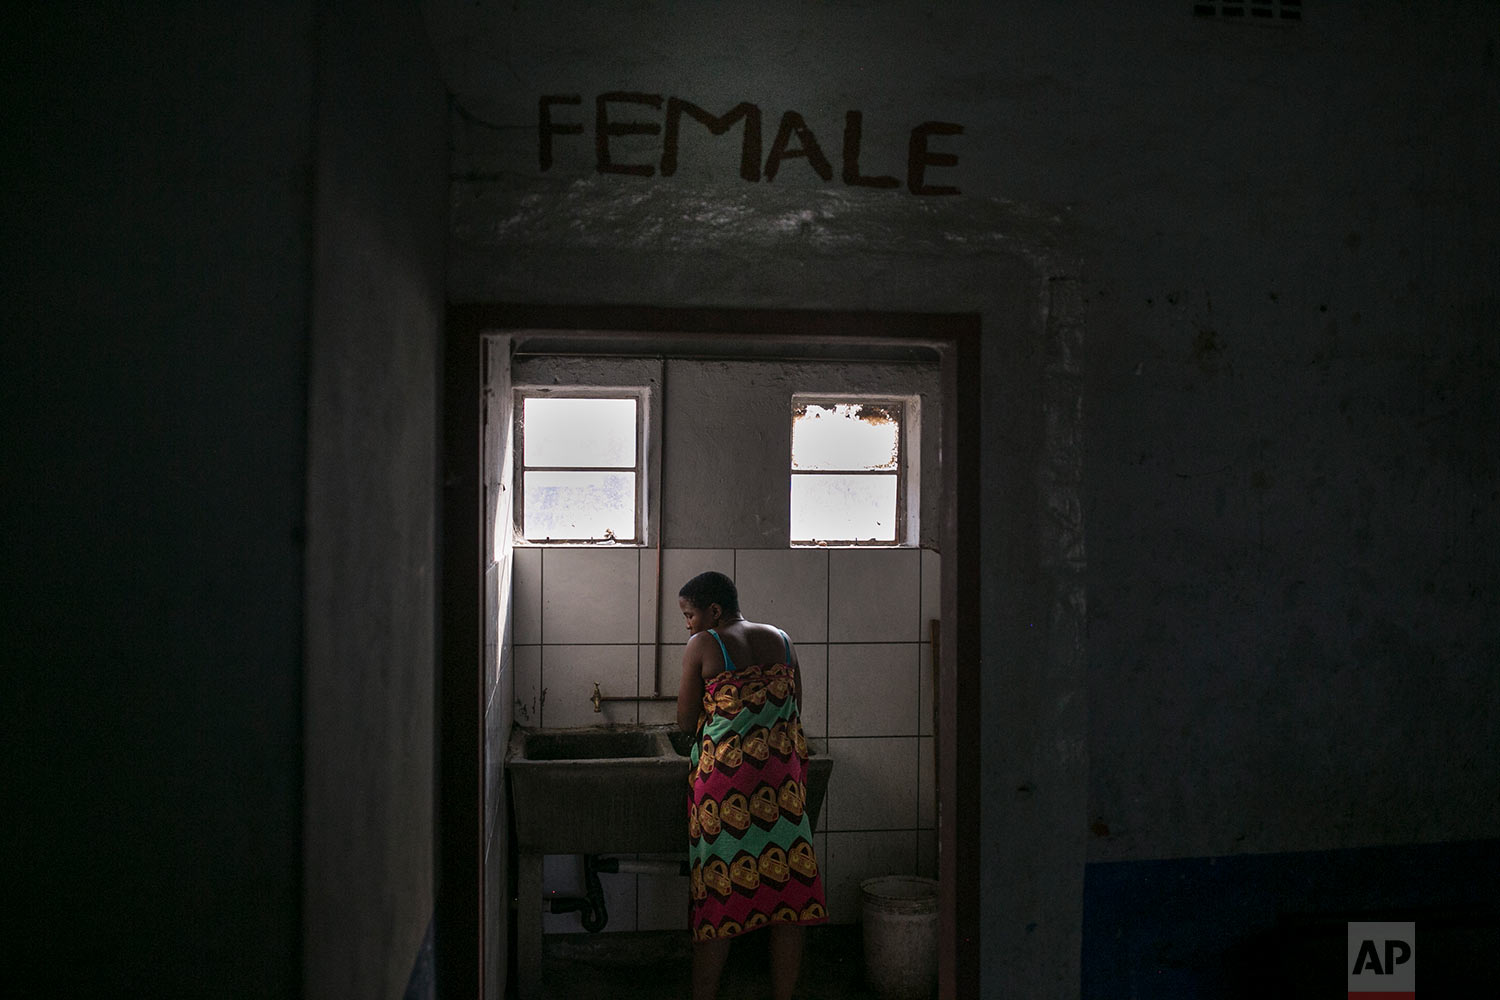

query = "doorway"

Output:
[[440, 305, 981, 998]]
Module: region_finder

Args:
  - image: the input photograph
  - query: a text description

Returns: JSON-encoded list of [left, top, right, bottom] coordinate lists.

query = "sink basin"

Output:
[[506, 724, 832, 853], [507, 725, 684, 854], [507, 723, 833, 999], [666, 728, 695, 757], [520, 728, 665, 761]]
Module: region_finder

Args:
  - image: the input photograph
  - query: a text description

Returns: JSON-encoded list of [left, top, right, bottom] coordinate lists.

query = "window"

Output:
[[515, 391, 646, 542], [790, 397, 911, 545]]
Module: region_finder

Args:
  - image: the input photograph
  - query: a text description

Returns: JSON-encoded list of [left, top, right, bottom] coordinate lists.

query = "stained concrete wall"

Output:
[[6, 3, 447, 997], [430, 1, 1498, 995], [302, 2, 448, 998], [1077, 6, 1500, 863], [661, 360, 940, 549]]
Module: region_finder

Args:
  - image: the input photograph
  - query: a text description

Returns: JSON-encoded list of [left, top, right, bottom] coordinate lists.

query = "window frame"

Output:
[[512, 385, 651, 545], [789, 393, 918, 547]]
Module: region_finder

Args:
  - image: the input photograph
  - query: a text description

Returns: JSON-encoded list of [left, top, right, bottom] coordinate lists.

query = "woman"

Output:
[[676, 571, 827, 1000]]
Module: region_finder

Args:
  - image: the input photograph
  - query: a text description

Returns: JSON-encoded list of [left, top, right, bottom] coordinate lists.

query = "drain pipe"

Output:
[[651, 355, 667, 697], [541, 855, 690, 933], [543, 855, 609, 933], [590, 358, 677, 712], [594, 856, 690, 878]]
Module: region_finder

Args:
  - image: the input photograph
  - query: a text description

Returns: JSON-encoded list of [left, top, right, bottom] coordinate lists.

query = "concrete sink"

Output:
[[507, 724, 833, 999], [507, 725, 687, 854], [506, 724, 832, 854]]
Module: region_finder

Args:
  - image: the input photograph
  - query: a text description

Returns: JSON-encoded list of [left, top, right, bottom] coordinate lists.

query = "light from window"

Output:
[[520, 396, 638, 541], [790, 400, 901, 544]]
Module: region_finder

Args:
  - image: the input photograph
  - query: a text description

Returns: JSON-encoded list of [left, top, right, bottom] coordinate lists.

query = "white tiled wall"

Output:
[[736, 548, 831, 642], [828, 644, 921, 736], [540, 547, 639, 645], [828, 548, 921, 642], [511, 545, 940, 930]]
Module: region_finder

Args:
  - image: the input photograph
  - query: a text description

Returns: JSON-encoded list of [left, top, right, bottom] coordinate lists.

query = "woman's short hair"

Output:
[[678, 571, 740, 615]]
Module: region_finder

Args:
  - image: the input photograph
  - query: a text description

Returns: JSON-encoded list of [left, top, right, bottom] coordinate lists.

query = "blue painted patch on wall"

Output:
[[1082, 839, 1499, 999]]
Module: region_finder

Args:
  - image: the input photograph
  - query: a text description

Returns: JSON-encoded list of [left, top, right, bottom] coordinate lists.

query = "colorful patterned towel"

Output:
[[687, 661, 827, 940]]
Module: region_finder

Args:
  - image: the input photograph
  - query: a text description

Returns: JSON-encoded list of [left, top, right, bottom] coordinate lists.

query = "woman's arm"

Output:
[[676, 636, 706, 734]]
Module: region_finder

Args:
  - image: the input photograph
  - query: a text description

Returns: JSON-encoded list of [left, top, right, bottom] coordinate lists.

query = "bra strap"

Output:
[[777, 628, 791, 665], [707, 628, 735, 672]]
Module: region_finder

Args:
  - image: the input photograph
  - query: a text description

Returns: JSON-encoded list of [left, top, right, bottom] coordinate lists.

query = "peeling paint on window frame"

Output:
[[789, 393, 915, 547]]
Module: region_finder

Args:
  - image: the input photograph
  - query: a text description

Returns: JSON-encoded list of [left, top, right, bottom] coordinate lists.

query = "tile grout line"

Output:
[[824, 547, 833, 854], [538, 548, 545, 729], [636, 547, 642, 726], [915, 550, 923, 856], [823, 547, 831, 745], [635, 547, 641, 927], [914, 548, 922, 861]]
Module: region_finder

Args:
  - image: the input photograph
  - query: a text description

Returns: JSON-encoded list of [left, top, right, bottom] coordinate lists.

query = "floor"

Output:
[[540, 924, 889, 999]]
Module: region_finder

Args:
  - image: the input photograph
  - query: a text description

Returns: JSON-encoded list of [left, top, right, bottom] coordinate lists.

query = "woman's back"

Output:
[[699, 620, 789, 678], [674, 569, 826, 990]]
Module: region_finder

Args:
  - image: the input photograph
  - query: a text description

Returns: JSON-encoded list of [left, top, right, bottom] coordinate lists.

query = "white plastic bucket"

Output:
[[861, 875, 939, 1000]]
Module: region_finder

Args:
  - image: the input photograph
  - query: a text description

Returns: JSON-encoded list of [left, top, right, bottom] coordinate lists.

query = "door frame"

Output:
[[439, 304, 982, 997]]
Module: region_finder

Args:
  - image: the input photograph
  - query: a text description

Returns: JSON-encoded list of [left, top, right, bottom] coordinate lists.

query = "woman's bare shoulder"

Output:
[[745, 621, 792, 657], [681, 631, 715, 671], [745, 619, 787, 637]]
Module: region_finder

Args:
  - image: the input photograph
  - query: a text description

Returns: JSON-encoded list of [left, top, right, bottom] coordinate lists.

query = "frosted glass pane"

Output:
[[524, 397, 636, 468], [790, 474, 897, 542], [523, 471, 636, 540], [792, 402, 899, 471]]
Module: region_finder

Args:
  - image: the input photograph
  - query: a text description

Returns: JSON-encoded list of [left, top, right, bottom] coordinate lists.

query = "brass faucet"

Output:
[[588, 680, 676, 712]]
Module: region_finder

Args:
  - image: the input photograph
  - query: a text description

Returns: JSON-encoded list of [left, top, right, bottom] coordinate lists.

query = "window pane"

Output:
[[792, 402, 899, 471], [790, 473, 897, 542], [523, 471, 636, 540], [523, 397, 637, 468]]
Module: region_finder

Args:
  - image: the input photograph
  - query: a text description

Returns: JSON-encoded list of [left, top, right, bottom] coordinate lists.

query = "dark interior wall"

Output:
[[5, 0, 1494, 995], [5, 3, 449, 997], [4, 5, 316, 995], [1074, 6, 1500, 989], [1081, 1, 1500, 865], [437, 0, 1500, 849], [429, 1, 1498, 994], [302, 2, 448, 998]]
